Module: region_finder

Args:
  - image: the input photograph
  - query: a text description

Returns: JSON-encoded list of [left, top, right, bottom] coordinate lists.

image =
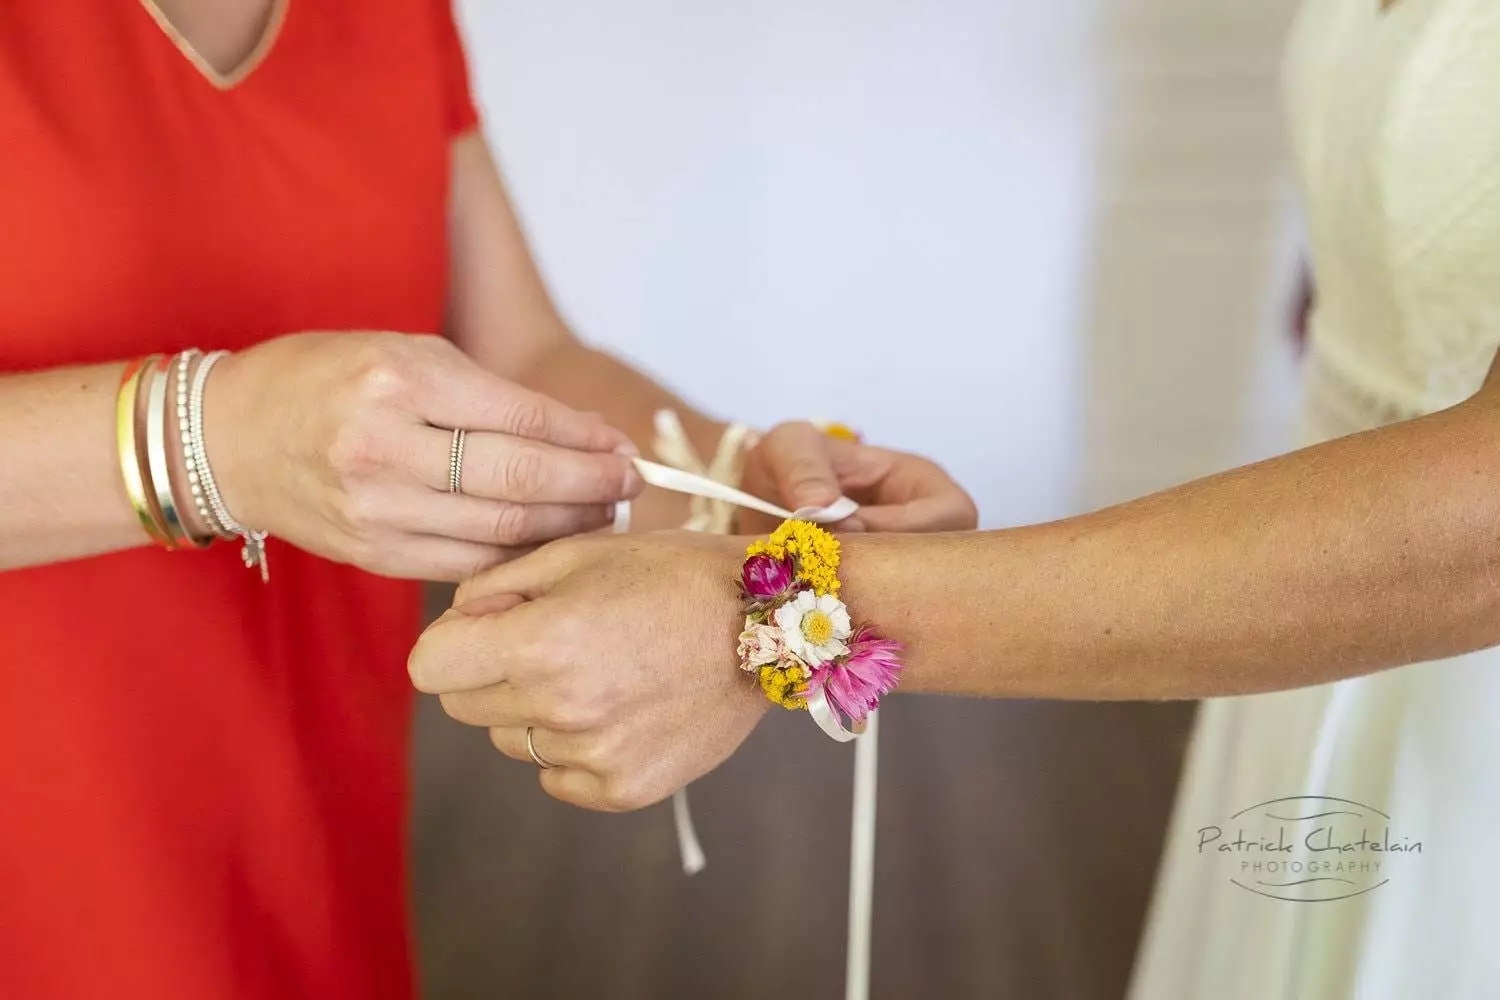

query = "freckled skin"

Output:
[[836, 359, 1500, 701]]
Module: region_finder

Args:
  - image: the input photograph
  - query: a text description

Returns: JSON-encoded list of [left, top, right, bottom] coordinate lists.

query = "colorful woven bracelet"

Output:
[[737, 519, 903, 741]]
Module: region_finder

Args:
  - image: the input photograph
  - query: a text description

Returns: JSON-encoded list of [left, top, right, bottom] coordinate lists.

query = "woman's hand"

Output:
[[409, 531, 764, 811], [741, 421, 978, 534], [205, 332, 643, 581], [406, 422, 977, 808]]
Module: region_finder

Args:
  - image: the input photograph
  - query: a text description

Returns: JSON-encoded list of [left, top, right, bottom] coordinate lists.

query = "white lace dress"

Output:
[[1129, 1, 1500, 997]]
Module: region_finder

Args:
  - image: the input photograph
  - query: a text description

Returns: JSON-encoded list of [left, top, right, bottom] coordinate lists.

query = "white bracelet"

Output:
[[186, 350, 271, 582], [170, 350, 215, 548]]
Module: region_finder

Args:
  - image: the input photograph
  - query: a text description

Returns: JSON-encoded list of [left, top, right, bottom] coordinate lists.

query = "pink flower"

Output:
[[742, 553, 795, 600], [807, 629, 903, 722], [736, 622, 784, 670]]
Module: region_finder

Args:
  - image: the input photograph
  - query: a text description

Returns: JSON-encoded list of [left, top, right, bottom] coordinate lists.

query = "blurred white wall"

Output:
[[453, 0, 1301, 524], [455, 0, 1100, 527], [1081, 0, 1303, 507]]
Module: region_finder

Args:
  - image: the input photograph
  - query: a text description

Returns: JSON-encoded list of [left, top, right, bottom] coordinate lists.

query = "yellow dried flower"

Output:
[[757, 663, 809, 711], [819, 422, 861, 443], [746, 519, 841, 596]]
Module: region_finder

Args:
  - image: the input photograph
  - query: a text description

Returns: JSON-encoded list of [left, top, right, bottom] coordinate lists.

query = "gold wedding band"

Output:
[[448, 427, 467, 495], [526, 727, 557, 770]]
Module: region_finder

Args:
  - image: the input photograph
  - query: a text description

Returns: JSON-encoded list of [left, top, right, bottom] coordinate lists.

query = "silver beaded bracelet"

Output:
[[171, 350, 214, 548], [184, 350, 271, 582]]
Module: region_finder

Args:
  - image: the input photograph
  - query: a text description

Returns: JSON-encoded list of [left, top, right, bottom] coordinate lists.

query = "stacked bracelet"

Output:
[[144, 352, 208, 549], [112, 348, 270, 580], [172, 350, 216, 547], [186, 351, 270, 582], [737, 519, 903, 741], [116, 355, 172, 547]]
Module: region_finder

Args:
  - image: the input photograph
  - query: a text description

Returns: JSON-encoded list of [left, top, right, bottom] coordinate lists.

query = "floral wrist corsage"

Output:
[[736, 519, 903, 741]]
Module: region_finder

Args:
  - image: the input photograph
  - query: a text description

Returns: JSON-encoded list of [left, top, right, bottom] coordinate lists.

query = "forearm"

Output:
[[844, 396, 1500, 700], [0, 363, 151, 568]]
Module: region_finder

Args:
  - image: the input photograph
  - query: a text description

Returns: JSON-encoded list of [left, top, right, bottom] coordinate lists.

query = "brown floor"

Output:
[[411, 588, 1196, 1000]]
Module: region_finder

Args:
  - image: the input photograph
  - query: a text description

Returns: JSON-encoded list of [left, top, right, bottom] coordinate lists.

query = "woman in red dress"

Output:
[[0, 3, 973, 996]]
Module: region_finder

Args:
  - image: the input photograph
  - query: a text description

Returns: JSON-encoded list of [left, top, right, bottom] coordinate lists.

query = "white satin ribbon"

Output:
[[807, 688, 868, 743], [612, 410, 879, 1000], [650, 410, 756, 534], [631, 457, 862, 526], [846, 708, 879, 1000]]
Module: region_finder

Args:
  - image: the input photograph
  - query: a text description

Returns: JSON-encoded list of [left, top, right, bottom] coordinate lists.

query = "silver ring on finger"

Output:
[[526, 726, 557, 770], [448, 428, 468, 495]]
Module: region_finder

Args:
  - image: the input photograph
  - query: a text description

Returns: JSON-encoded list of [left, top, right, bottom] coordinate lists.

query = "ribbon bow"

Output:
[[611, 410, 879, 1000]]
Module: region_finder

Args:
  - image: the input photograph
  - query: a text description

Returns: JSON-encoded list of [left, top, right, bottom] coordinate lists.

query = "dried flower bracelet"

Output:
[[737, 519, 903, 741]]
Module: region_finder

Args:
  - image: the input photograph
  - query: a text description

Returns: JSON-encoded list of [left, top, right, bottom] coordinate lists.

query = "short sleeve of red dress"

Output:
[[0, 3, 479, 998], [436, 0, 481, 136]]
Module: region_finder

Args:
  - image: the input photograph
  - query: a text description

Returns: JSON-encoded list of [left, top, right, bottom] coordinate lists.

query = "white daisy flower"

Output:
[[774, 590, 853, 666]]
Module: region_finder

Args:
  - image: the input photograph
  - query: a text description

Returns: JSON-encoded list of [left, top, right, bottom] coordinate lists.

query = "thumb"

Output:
[[758, 421, 842, 510]]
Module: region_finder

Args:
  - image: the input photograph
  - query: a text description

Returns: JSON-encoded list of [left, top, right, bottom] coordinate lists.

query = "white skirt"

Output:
[[1129, 354, 1500, 1000]]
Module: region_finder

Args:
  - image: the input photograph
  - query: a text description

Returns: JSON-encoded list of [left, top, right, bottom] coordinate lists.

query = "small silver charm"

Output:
[[242, 531, 270, 583]]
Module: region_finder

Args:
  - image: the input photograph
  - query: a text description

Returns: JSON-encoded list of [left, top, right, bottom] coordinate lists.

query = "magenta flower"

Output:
[[807, 628, 903, 722], [742, 553, 795, 600]]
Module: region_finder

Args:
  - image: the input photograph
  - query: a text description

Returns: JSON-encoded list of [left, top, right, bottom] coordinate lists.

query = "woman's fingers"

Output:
[[823, 437, 897, 492], [409, 426, 641, 504], [363, 534, 518, 583], [393, 490, 613, 547], [488, 726, 586, 767], [416, 342, 632, 453], [412, 532, 762, 815], [750, 421, 843, 510], [412, 588, 587, 699], [411, 597, 531, 694], [488, 728, 651, 813], [451, 536, 594, 605], [540, 767, 618, 811], [856, 492, 979, 533], [818, 438, 980, 532]]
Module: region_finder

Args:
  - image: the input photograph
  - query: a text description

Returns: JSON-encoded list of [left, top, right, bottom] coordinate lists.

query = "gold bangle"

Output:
[[117, 355, 172, 547], [145, 353, 202, 549]]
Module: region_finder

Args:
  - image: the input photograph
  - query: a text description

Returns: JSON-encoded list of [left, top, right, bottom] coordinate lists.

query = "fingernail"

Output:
[[614, 440, 640, 459], [622, 459, 644, 496], [800, 491, 840, 511], [840, 516, 867, 533]]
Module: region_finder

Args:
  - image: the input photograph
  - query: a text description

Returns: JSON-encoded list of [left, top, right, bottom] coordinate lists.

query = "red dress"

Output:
[[0, 3, 476, 996]]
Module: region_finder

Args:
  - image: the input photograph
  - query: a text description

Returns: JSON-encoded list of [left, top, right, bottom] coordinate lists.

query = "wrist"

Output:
[[837, 531, 903, 614], [842, 527, 1024, 698], [837, 531, 927, 689], [730, 521, 909, 737]]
